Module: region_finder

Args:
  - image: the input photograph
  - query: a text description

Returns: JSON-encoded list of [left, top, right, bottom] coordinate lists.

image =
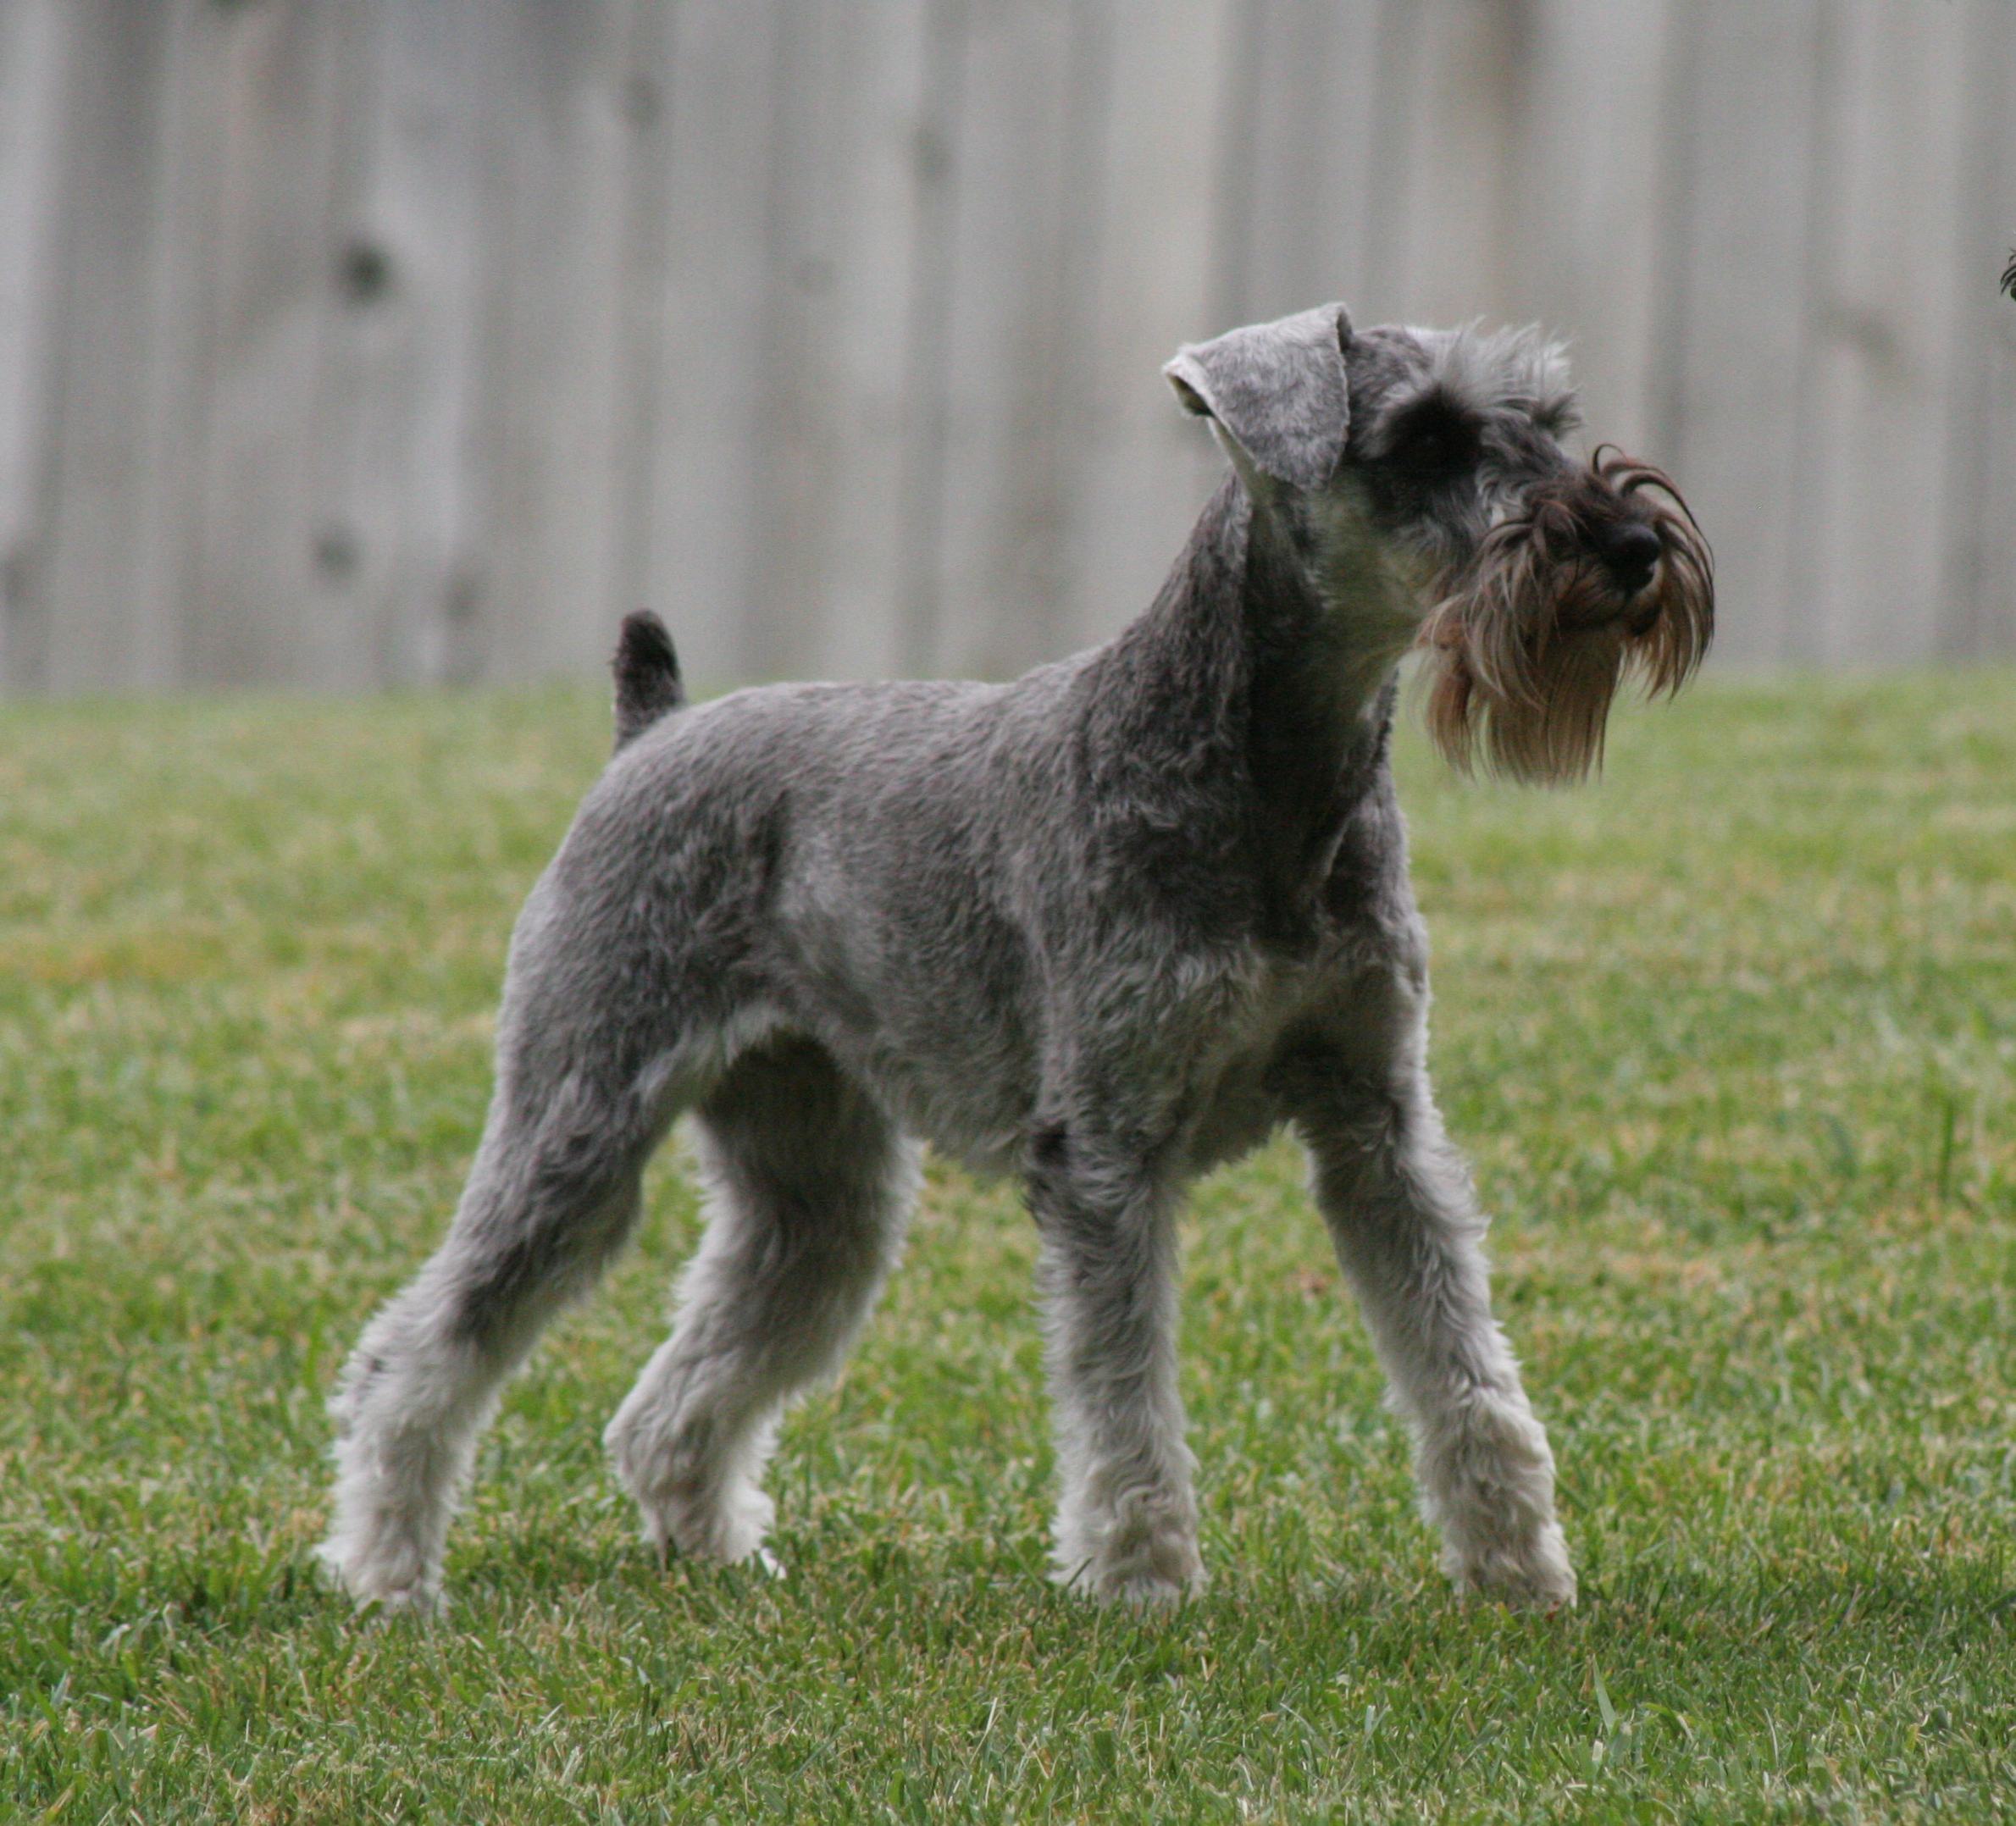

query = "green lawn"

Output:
[[3, 673, 2013, 1823]]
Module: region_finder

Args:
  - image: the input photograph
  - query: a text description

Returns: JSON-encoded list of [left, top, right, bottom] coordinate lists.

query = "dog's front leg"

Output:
[[1296, 1068, 1576, 1609], [1026, 1129, 1201, 1605]]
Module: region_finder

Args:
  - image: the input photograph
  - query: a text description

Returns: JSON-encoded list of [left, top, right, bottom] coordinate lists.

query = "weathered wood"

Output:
[[1373, 0, 1523, 324], [1221, 0, 1387, 326], [298, 0, 487, 690], [460, 1, 638, 685], [32, 1, 178, 691], [1072, 0, 1235, 649], [0, 0, 70, 691], [607, 0, 674, 681], [178, 0, 354, 689], [636, 0, 789, 690], [891, 0, 971, 677], [1503, 0, 1672, 451], [125, 1, 234, 694], [1656, 0, 1830, 667], [1935, 0, 2016, 661], [0, 2, 2005, 694], [740, 0, 934, 683], [1800, 0, 1970, 667], [930, 0, 1110, 678]]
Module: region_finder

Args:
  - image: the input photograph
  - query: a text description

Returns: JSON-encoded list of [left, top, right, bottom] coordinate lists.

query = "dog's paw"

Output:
[[619, 1462, 777, 1567], [1062, 1558, 1206, 1609], [1444, 1520, 1577, 1611], [1419, 1392, 1574, 1609], [313, 1533, 444, 1618], [675, 1477, 777, 1566], [1053, 1502, 1205, 1607]]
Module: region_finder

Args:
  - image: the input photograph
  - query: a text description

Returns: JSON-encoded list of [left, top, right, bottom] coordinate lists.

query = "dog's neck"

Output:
[[1077, 474, 1401, 927], [1239, 477, 1411, 798]]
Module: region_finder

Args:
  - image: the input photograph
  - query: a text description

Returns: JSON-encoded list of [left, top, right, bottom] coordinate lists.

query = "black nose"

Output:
[[1601, 521, 1663, 595]]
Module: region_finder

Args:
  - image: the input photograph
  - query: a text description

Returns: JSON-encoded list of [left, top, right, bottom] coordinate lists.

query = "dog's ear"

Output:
[[1163, 302, 1354, 492]]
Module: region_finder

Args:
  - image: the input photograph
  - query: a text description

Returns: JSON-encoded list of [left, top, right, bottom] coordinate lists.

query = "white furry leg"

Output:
[[606, 1038, 914, 1570], [1030, 1143, 1202, 1607], [605, 1353, 781, 1567], [319, 1072, 654, 1613], [1414, 1379, 1572, 1607], [318, 1275, 503, 1614], [1303, 1073, 1575, 1610]]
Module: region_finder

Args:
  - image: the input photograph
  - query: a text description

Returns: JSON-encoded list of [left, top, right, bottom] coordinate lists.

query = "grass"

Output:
[[2, 671, 2013, 1822]]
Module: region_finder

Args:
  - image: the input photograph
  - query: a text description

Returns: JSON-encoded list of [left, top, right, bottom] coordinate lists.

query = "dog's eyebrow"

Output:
[[1381, 382, 1481, 424], [1532, 394, 1583, 432], [1421, 323, 1575, 416]]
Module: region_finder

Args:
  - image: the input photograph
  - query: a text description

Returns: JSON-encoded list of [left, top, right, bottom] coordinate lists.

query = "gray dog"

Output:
[[319, 303, 1712, 1613]]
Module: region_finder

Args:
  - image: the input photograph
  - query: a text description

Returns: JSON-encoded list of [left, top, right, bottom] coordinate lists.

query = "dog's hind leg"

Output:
[[605, 1034, 917, 1568], [318, 1051, 678, 1613]]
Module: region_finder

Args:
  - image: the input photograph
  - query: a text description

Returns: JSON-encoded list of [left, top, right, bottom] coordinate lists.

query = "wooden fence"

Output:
[[2, 0, 2012, 695]]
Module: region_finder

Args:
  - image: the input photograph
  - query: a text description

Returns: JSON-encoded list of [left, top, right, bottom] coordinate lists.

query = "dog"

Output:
[[318, 302, 1712, 1613]]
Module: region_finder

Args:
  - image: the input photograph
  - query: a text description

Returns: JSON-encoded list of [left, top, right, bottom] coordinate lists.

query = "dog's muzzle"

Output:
[[1415, 450, 1714, 784]]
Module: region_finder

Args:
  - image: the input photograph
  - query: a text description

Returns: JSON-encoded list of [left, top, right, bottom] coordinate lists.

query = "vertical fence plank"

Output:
[[178, 0, 356, 688], [930, 0, 1111, 678], [1501, 0, 1671, 450], [294, 0, 485, 689], [1072, 0, 1236, 649], [631, 0, 787, 689], [606, 0, 674, 670], [1653, 0, 1827, 667], [1799, 0, 1970, 667], [1217, 0, 1386, 328], [1936, 0, 2016, 661], [1372, 0, 1522, 324], [459, 1, 638, 683], [31, 2, 179, 690], [740, 0, 933, 682], [37, 0, 247, 694], [124, 1, 237, 693], [0, 0, 69, 690], [889, 0, 971, 676]]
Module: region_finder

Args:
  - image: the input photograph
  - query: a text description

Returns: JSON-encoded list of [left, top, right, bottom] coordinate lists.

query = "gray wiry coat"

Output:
[[320, 305, 1581, 1613], [529, 476, 1414, 1187]]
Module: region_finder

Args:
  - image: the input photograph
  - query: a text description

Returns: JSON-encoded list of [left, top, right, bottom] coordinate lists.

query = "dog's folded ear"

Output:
[[1163, 302, 1354, 492]]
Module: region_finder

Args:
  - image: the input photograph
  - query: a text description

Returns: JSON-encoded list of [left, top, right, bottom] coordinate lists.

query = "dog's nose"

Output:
[[1600, 521, 1663, 595]]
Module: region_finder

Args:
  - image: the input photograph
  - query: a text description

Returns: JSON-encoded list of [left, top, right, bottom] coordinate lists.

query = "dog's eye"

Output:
[[1385, 398, 1480, 481]]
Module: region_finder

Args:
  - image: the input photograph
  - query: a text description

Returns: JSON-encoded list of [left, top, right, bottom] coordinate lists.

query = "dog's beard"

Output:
[[1414, 451, 1714, 784]]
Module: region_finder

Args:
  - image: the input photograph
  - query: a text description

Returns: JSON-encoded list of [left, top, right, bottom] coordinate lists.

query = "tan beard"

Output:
[[1413, 449, 1715, 784]]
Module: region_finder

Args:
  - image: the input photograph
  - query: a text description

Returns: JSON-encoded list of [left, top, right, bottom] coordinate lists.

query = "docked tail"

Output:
[[611, 610, 686, 751]]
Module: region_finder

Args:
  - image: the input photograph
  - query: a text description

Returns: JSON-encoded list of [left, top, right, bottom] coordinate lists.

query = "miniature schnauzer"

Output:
[[319, 303, 1712, 1613]]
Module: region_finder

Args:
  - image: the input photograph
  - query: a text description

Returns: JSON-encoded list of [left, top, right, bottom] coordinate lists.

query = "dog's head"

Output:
[[1166, 304, 1713, 783]]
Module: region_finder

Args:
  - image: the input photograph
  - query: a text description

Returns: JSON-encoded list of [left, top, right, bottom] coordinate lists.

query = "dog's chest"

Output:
[[1180, 922, 1420, 1173]]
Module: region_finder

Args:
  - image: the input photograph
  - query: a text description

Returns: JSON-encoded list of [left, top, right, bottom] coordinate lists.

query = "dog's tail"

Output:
[[611, 610, 686, 751]]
